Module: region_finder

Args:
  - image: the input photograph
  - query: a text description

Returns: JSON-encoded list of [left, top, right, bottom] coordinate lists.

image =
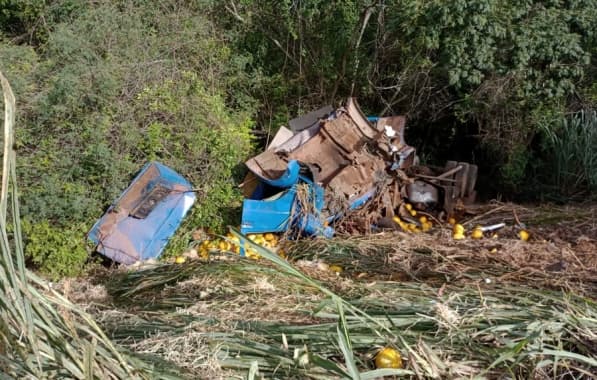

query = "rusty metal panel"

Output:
[[289, 133, 349, 184], [322, 113, 366, 154], [246, 149, 289, 180], [345, 98, 381, 139], [327, 152, 385, 199]]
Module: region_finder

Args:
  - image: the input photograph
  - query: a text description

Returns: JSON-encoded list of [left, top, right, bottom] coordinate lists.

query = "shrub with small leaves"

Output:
[[22, 219, 89, 279]]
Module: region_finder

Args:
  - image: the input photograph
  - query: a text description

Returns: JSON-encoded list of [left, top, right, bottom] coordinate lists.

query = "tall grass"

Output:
[[0, 71, 177, 378], [541, 110, 597, 195]]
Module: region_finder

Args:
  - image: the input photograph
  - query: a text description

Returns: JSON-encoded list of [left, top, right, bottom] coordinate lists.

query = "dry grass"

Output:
[[60, 202, 597, 379], [72, 261, 331, 377], [285, 202, 597, 296]]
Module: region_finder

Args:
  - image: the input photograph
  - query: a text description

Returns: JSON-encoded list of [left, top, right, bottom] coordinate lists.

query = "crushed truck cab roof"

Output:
[[241, 98, 418, 237]]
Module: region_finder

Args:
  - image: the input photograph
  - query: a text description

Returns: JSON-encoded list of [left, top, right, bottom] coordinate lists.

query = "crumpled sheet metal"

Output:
[[88, 162, 195, 264], [247, 99, 395, 190], [241, 98, 416, 236]]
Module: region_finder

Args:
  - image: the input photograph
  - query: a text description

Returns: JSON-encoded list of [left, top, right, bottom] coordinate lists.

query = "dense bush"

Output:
[[0, 0, 595, 277], [21, 220, 89, 280], [219, 0, 596, 193], [1, 1, 256, 277]]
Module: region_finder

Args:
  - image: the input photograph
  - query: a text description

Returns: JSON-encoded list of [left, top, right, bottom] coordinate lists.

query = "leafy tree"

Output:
[[220, 0, 596, 192]]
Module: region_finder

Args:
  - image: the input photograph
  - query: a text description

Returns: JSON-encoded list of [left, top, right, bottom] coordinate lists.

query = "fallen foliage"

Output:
[[63, 205, 596, 378]]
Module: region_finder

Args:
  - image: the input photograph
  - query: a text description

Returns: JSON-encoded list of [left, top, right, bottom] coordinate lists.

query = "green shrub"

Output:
[[0, 0, 45, 35], [22, 220, 89, 280], [2, 1, 256, 276], [499, 144, 532, 193], [133, 71, 254, 226], [219, 0, 596, 193]]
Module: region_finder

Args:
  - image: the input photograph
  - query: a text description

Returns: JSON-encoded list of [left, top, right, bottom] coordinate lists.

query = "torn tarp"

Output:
[[88, 162, 195, 264]]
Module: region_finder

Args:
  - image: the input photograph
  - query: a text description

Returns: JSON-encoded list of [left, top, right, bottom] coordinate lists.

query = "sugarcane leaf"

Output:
[[541, 349, 597, 367], [313, 298, 333, 316], [336, 298, 360, 380], [309, 353, 352, 377], [84, 339, 96, 380], [360, 368, 414, 379], [247, 360, 259, 380]]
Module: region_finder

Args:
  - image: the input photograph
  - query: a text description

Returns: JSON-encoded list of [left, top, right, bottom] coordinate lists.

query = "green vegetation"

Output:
[[0, 0, 595, 277], [1, 1, 256, 276], [22, 219, 88, 279], [537, 110, 597, 197], [2, 69, 177, 380]]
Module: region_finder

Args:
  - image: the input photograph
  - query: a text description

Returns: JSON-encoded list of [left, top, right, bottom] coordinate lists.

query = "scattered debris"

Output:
[[240, 98, 477, 240], [88, 162, 195, 264]]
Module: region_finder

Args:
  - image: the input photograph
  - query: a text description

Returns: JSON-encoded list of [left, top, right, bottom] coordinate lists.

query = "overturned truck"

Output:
[[241, 98, 477, 238]]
